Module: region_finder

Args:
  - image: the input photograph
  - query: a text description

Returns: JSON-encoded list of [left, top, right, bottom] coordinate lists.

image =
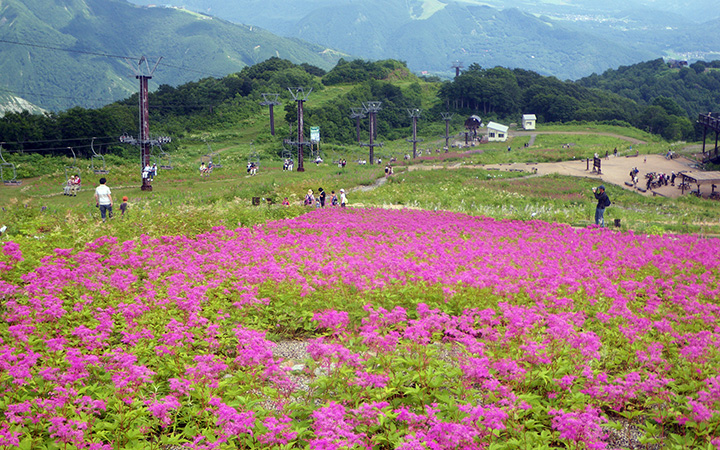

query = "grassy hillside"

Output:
[[2, 116, 719, 242]]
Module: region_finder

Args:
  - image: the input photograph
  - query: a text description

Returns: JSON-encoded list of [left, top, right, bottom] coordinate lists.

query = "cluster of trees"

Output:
[[2, 56, 719, 157], [577, 59, 720, 117], [436, 63, 699, 141]]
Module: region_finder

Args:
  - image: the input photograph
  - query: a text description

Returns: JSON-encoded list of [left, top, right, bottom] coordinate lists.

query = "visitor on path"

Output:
[[120, 196, 128, 217], [94, 177, 113, 222], [330, 190, 338, 207], [592, 185, 610, 227], [282, 197, 290, 206], [340, 189, 347, 208]]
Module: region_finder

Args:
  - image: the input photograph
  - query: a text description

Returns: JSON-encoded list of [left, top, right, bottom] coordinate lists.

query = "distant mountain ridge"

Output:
[[127, 0, 720, 80], [0, 0, 344, 111]]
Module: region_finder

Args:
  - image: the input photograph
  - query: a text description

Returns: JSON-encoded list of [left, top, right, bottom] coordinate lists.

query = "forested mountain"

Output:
[[576, 59, 720, 120], [0, 0, 343, 111], [128, 0, 720, 80]]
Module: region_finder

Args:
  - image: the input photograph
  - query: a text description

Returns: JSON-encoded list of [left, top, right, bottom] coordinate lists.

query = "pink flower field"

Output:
[[1, 208, 719, 449]]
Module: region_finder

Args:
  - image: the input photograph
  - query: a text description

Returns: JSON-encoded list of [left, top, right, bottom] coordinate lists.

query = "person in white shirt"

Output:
[[94, 177, 113, 222], [340, 189, 347, 208]]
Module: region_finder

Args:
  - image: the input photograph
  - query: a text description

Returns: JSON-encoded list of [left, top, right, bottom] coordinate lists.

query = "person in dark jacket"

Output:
[[318, 187, 326, 207], [592, 185, 610, 227]]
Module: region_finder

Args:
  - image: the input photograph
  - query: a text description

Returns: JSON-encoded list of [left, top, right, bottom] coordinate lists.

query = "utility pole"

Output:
[[361, 101, 383, 165], [260, 93, 281, 136], [287, 87, 312, 172], [451, 60, 464, 78], [350, 107, 366, 144], [441, 112, 454, 150], [407, 108, 423, 159], [119, 56, 170, 191]]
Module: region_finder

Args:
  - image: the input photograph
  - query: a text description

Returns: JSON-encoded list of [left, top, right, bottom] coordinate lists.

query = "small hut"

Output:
[[486, 121, 509, 142], [522, 114, 537, 130]]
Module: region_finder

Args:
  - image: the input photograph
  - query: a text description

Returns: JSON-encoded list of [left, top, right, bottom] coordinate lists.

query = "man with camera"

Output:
[[592, 185, 610, 227]]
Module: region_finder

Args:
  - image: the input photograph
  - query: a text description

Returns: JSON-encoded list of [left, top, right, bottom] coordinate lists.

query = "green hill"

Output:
[[576, 58, 720, 119], [0, 0, 345, 111]]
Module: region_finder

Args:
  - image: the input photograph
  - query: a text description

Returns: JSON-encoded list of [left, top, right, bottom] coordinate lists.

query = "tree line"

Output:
[[1, 56, 717, 157]]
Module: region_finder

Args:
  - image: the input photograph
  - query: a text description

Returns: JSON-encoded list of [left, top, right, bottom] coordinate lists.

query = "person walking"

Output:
[[120, 196, 129, 217], [94, 177, 113, 222], [592, 185, 610, 227]]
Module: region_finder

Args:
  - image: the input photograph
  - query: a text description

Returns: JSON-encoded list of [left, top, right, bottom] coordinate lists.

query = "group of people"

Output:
[[63, 174, 81, 196], [246, 162, 258, 175], [282, 159, 294, 171], [143, 163, 157, 182], [628, 168, 677, 190], [303, 187, 346, 208], [200, 162, 214, 176], [93, 177, 128, 222], [645, 171, 676, 189]]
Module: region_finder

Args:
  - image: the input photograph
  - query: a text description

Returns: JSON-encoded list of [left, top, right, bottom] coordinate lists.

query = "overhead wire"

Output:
[[0, 38, 234, 108]]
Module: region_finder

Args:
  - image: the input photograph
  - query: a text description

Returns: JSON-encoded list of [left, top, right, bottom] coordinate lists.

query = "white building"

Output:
[[486, 121, 509, 142], [522, 114, 537, 130]]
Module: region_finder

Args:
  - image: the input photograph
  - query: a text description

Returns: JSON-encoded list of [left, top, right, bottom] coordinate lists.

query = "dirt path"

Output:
[[462, 154, 698, 198], [350, 175, 388, 192], [405, 152, 703, 198]]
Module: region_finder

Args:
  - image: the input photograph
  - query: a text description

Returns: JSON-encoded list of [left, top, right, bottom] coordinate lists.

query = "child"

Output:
[[120, 196, 128, 217]]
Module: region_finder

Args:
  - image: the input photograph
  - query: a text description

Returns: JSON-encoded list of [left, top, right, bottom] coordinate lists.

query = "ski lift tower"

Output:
[[452, 60, 464, 78], [407, 108, 423, 159], [120, 56, 171, 191], [361, 101, 383, 164], [287, 87, 312, 172], [260, 93, 281, 136], [441, 112, 454, 150], [350, 107, 366, 144]]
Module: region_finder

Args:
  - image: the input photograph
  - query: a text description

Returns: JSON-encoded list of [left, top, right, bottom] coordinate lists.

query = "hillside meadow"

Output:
[[1, 126, 720, 449]]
